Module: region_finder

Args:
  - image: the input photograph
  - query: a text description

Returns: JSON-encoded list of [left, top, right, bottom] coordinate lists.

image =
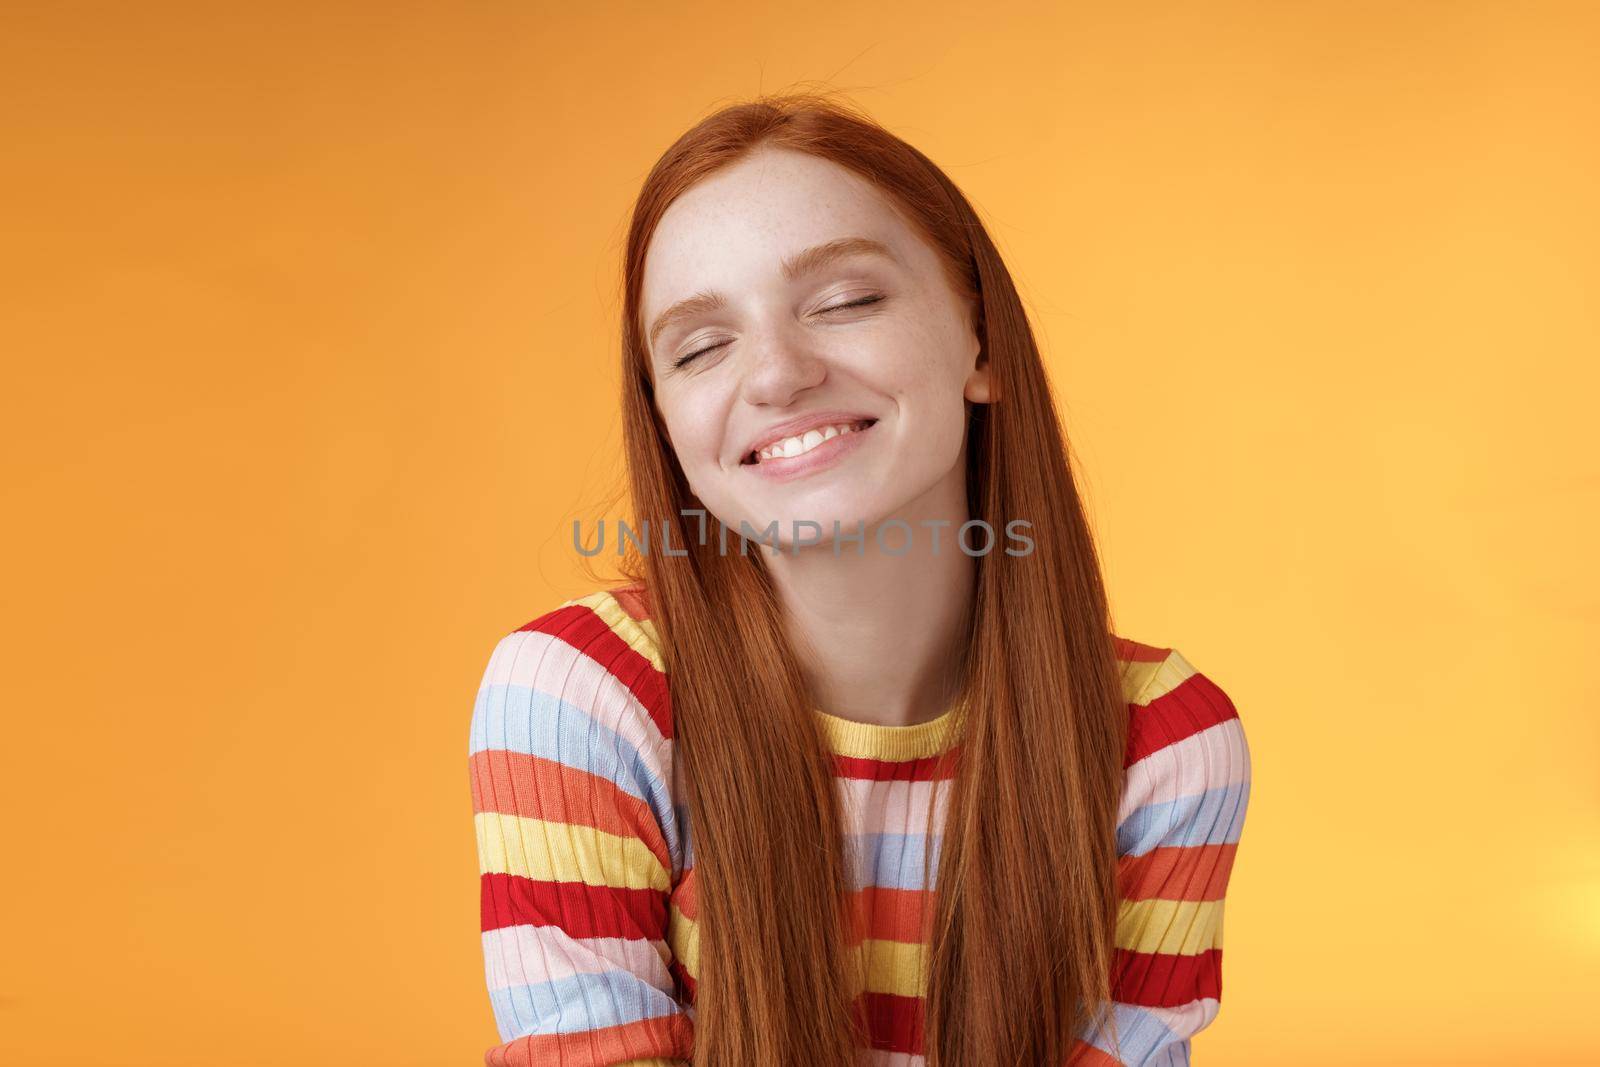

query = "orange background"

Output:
[[3, 3, 1596, 1065]]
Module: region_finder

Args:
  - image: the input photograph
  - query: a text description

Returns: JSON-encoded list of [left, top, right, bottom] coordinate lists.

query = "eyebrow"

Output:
[[646, 236, 899, 352]]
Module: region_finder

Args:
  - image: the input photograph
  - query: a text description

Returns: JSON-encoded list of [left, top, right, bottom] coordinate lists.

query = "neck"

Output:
[[761, 469, 975, 728]]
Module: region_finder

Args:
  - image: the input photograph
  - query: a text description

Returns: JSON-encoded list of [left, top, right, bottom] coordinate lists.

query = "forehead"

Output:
[[640, 148, 926, 320]]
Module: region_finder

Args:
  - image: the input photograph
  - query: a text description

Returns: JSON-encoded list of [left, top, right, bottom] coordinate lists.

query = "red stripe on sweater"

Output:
[[832, 749, 960, 781], [668, 959, 1184, 1062], [486, 1012, 693, 1067], [610, 582, 654, 623], [859, 990, 923, 1053], [1124, 668, 1238, 767], [1113, 635, 1169, 663], [1111, 945, 1222, 1006], [480, 872, 668, 939], [670, 960, 697, 1004], [852, 885, 935, 944], [670, 867, 698, 921], [1117, 842, 1238, 902], [1067, 1039, 1128, 1066]]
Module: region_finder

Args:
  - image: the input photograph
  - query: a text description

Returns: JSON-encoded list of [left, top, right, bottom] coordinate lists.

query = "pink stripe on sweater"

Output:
[[483, 629, 672, 783], [482, 925, 674, 993], [1118, 719, 1249, 826]]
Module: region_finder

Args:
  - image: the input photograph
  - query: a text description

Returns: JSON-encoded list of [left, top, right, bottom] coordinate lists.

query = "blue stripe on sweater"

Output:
[[1116, 779, 1250, 857], [489, 970, 684, 1042]]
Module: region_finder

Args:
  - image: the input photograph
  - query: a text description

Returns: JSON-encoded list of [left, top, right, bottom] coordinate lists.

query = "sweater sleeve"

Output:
[[467, 600, 694, 1067], [1074, 648, 1252, 1067]]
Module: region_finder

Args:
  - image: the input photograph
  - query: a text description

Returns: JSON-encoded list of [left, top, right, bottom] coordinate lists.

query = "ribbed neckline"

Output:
[[811, 692, 969, 762], [613, 595, 969, 762]]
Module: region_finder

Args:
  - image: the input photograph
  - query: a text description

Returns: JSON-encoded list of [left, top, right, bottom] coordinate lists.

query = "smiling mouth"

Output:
[[736, 419, 876, 463]]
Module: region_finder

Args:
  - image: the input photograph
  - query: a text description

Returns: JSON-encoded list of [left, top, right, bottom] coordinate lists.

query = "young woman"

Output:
[[468, 92, 1251, 1067]]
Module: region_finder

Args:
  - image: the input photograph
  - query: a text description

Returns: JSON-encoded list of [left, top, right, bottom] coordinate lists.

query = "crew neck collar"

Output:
[[811, 693, 969, 762]]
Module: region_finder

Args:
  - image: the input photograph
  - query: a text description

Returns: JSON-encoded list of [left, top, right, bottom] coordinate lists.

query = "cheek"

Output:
[[854, 323, 938, 390], [893, 300, 968, 377], [880, 324, 974, 454], [662, 400, 721, 469], [871, 316, 972, 407]]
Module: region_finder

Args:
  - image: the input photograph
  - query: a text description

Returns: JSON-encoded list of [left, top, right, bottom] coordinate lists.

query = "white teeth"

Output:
[[756, 421, 867, 462]]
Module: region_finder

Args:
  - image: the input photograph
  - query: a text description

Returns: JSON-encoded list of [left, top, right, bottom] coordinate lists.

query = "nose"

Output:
[[736, 325, 827, 408]]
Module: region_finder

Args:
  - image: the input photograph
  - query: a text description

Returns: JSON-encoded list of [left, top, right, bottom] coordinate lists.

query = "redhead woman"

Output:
[[467, 92, 1251, 1067]]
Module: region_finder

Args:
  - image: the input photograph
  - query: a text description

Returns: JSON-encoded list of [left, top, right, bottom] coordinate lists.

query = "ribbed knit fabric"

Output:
[[468, 583, 1251, 1067]]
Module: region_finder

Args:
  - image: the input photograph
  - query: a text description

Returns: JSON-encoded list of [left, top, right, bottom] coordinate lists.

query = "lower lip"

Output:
[[745, 422, 877, 482]]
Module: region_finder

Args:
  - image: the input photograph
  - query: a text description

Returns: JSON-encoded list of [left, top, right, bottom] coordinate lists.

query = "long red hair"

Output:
[[598, 90, 1129, 1067]]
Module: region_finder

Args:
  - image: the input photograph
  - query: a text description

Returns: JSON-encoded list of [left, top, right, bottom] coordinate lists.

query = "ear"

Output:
[[963, 333, 991, 404]]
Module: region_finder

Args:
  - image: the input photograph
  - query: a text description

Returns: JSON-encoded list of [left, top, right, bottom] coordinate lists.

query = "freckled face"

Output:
[[640, 145, 988, 547]]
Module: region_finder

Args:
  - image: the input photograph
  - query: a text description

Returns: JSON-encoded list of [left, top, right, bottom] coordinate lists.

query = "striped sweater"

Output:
[[468, 583, 1251, 1066]]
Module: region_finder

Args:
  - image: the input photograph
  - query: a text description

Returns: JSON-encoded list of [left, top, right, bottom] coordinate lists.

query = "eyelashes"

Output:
[[670, 293, 886, 370], [825, 293, 885, 316], [672, 342, 723, 370]]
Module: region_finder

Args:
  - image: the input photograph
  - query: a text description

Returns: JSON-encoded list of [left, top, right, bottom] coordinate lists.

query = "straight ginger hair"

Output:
[[609, 91, 1130, 1067]]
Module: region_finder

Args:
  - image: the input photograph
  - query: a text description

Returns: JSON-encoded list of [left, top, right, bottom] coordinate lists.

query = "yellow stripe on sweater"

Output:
[[854, 901, 1223, 997], [474, 811, 669, 891], [1130, 649, 1199, 706], [859, 937, 925, 997], [665, 899, 1219, 998], [667, 902, 700, 977], [668, 911, 928, 1000], [1115, 895, 1224, 955], [572, 590, 665, 672]]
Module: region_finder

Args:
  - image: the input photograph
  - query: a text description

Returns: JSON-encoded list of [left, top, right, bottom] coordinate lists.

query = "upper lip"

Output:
[[740, 411, 877, 463]]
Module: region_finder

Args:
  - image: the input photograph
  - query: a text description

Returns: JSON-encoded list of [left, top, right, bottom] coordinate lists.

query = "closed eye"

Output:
[[672, 339, 728, 370], [670, 294, 886, 370], [821, 294, 885, 314]]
